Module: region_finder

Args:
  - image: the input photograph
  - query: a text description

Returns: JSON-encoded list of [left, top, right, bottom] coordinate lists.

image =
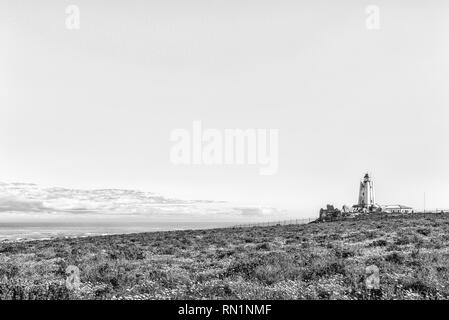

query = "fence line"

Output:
[[233, 217, 315, 229], [228, 210, 449, 230], [426, 209, 449, 214]]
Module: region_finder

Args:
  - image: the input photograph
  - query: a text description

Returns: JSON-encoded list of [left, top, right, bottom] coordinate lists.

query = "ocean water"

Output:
[[0, 218, 237, 242]]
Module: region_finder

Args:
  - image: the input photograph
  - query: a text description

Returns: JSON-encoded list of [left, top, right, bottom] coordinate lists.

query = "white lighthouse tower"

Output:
[[356, 173, 378, 212]]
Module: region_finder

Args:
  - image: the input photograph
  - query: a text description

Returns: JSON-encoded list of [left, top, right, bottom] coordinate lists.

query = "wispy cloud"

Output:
[[0, 196, 49, 212]]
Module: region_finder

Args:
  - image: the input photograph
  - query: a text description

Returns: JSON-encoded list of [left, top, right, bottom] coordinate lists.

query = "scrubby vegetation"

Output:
[[1, 212, 449, 300]]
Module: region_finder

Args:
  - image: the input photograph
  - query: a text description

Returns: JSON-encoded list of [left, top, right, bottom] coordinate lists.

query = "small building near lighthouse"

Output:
[[382, 204, 414, 214]]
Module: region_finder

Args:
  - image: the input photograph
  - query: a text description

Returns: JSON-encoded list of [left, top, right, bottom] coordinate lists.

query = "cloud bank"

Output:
[[0, 182, 285, 220]]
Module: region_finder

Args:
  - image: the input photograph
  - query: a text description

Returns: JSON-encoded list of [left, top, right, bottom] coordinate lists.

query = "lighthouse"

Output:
[[358, 173, 375, 207], [355, 173, 379, 212]]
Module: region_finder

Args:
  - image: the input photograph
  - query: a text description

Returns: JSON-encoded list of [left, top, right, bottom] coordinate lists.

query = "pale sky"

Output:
[[1, 0, 448, 217]]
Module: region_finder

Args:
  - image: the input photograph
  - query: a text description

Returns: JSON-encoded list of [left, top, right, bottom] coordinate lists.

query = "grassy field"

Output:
[[1, 212, 449, 300]]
